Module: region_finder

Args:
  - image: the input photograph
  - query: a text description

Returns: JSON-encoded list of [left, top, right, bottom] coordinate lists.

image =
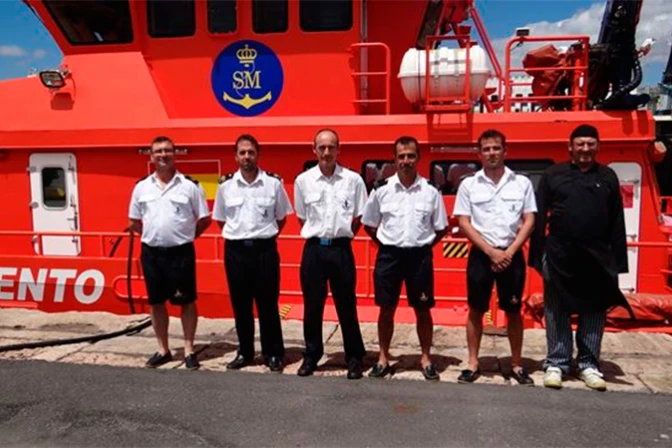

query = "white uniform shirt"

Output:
[[453, 167, 537, 248], [361, 174, 448, 247], [212, 169, 294, 240], [294, 164, 367, 239], [129, 171, 210, 247]]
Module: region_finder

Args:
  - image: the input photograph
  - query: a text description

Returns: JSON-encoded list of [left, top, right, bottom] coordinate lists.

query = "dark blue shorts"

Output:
[[140, 242, 197, 306], [373, 244, 435, 309], [466, 246, 525, 313]]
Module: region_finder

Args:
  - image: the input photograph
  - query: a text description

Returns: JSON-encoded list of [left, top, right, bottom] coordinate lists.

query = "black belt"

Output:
[[306, 237, 351, 247], [380, 244, 431, 253], [141, 242, 194, 253], [226, 237, 277, 248]]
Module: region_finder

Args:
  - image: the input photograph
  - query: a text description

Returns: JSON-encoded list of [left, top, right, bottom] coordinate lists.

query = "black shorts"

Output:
[[466, 246, 525, 313], [140, 242, 197, 306], [374, 245, 435, 309]]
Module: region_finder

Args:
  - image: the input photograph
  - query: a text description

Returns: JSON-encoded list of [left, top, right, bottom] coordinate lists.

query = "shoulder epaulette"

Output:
[[373, 178, 388, 190], [218, 173, 234, 184], [183, 174, 200, 185], [266, 171, 282, 181], [135, 174, 149, 184]]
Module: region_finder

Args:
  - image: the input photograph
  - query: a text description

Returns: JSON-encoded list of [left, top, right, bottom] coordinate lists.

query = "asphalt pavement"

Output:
[[0, 359, 671, 447]]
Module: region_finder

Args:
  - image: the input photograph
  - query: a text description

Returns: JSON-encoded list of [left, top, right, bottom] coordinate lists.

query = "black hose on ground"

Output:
[[0, 228, 150, 353], [0, 319, 152, 353]]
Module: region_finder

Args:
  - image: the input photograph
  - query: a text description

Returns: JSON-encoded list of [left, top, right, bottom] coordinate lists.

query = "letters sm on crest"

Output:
[[211, 40, 284, 117]]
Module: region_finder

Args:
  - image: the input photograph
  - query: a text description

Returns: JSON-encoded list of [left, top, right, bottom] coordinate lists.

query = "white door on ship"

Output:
[[28, 153, 81, 256], [608, 162, 642, 293]]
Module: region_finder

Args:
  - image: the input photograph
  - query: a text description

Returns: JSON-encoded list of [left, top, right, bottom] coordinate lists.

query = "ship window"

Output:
[[506, 159, 554, 191], [42, 168, 67, 209], [43, 0, 133, 45], [431, 161, 481, 195], [361, 160, 396, 193], [302, 160, 318, 172], [253, 0, 288, 34], [147, 0, 196, 38], [208, 0, 237, 34], [300, 0, 352, 32]]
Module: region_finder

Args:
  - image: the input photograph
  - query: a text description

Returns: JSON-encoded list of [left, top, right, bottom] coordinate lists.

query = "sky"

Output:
[[0, 0, 670, 87]]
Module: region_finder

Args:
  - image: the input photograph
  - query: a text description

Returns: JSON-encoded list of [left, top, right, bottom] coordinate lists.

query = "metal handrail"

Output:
[[349, 42, 391, 115], [504, 35, 590, 112]]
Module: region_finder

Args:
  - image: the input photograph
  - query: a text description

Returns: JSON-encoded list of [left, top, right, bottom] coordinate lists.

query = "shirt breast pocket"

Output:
[[255, 197, 275, 221], [225, 196, 244, 220], [169, 195, 191, 219], [138, 194, 158, 217], [381, 202, 401, 229], [337, 191, 355, 216], [414, 202, 432, 229], [470, 193, 493, 216], [305, 192, 323, 221], [500, 192, 523, 215]]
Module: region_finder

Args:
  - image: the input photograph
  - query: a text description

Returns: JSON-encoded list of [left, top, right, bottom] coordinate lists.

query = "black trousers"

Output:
[[224, 238, 284, 359], [300, 238, 366, 363]]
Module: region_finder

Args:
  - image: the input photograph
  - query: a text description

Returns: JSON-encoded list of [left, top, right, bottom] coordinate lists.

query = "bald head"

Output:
[[314, 128, 339, 147]]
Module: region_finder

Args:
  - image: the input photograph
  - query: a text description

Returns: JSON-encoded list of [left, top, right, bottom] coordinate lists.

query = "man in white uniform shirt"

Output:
[[453, 129, 536, 385], [362, 136, 448, 381], [213, 134, 293, 373], [129, 136, 211, 370], [293, 128, 367, 380]]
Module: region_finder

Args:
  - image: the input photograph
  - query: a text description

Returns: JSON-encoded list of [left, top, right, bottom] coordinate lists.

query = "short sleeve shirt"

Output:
[[293, 164, 368, 239], [212, 169, 293, 240], [361, 174, 448, 247], [129, 171, 210, 247], [453, 167, 537, 248]]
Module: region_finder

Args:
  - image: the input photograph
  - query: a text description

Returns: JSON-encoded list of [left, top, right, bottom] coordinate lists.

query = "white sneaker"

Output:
[[578, 367, 607, 391], [543, 366, 563, 389], [544, 367, 562, 389]]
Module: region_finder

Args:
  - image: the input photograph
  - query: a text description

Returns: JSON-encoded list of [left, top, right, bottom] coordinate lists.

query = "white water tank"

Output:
[[398, 46, 491, 104]]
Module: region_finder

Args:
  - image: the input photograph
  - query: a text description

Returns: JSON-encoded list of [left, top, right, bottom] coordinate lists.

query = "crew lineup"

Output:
[[128, 125, 629, 391]]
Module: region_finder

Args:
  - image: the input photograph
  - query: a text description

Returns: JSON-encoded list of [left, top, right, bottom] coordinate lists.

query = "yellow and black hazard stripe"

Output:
[[279, 304, 292, 319], [442, 241, 470, 258]]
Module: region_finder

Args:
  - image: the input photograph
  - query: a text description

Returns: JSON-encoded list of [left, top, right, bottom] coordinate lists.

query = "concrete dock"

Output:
[[1, 308, 672, 393]]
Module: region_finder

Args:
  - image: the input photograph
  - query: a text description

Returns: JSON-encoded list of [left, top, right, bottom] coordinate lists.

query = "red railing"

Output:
[[2, 230, 672, 326], [349, 42, 391, 115], [503, 35, 590, 112]]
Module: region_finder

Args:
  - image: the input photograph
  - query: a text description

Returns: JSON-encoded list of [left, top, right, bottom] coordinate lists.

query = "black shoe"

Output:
[[266, 356, 284, 373], [368, 363, 392, 378], [458, 368, 480, 383], [511, 367, 534, 386], [227, 353, 253, 370], [185, 353, 200, 370], [146, 351, 172, 368], [347, 359, 363, 380], [297, 359, 317, 377], [422, 364, 440, 381]]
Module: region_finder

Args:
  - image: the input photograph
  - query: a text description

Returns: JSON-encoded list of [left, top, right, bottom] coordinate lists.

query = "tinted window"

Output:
[[42, 168, 67, 208], [43, 0, 133, 45], [147, 0, 196, 38], [300, 0, 352, 32], [361, 160, 396, 193], [431, 161, 481, 195], [208, 0, 237, 34], [505, 159, 554, 191], [303, 160, 318, 172], [253, 0, 288, 34]]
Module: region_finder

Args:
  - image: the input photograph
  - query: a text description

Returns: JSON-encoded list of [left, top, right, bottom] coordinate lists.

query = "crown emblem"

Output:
[[236, 44, 257, 67]]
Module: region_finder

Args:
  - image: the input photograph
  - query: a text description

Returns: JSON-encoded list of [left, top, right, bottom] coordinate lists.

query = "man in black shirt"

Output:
[[529, 124, 634, 391]]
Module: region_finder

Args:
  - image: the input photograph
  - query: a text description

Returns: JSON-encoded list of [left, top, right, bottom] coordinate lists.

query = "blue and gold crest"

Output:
[[211, 40, 283, 117]]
